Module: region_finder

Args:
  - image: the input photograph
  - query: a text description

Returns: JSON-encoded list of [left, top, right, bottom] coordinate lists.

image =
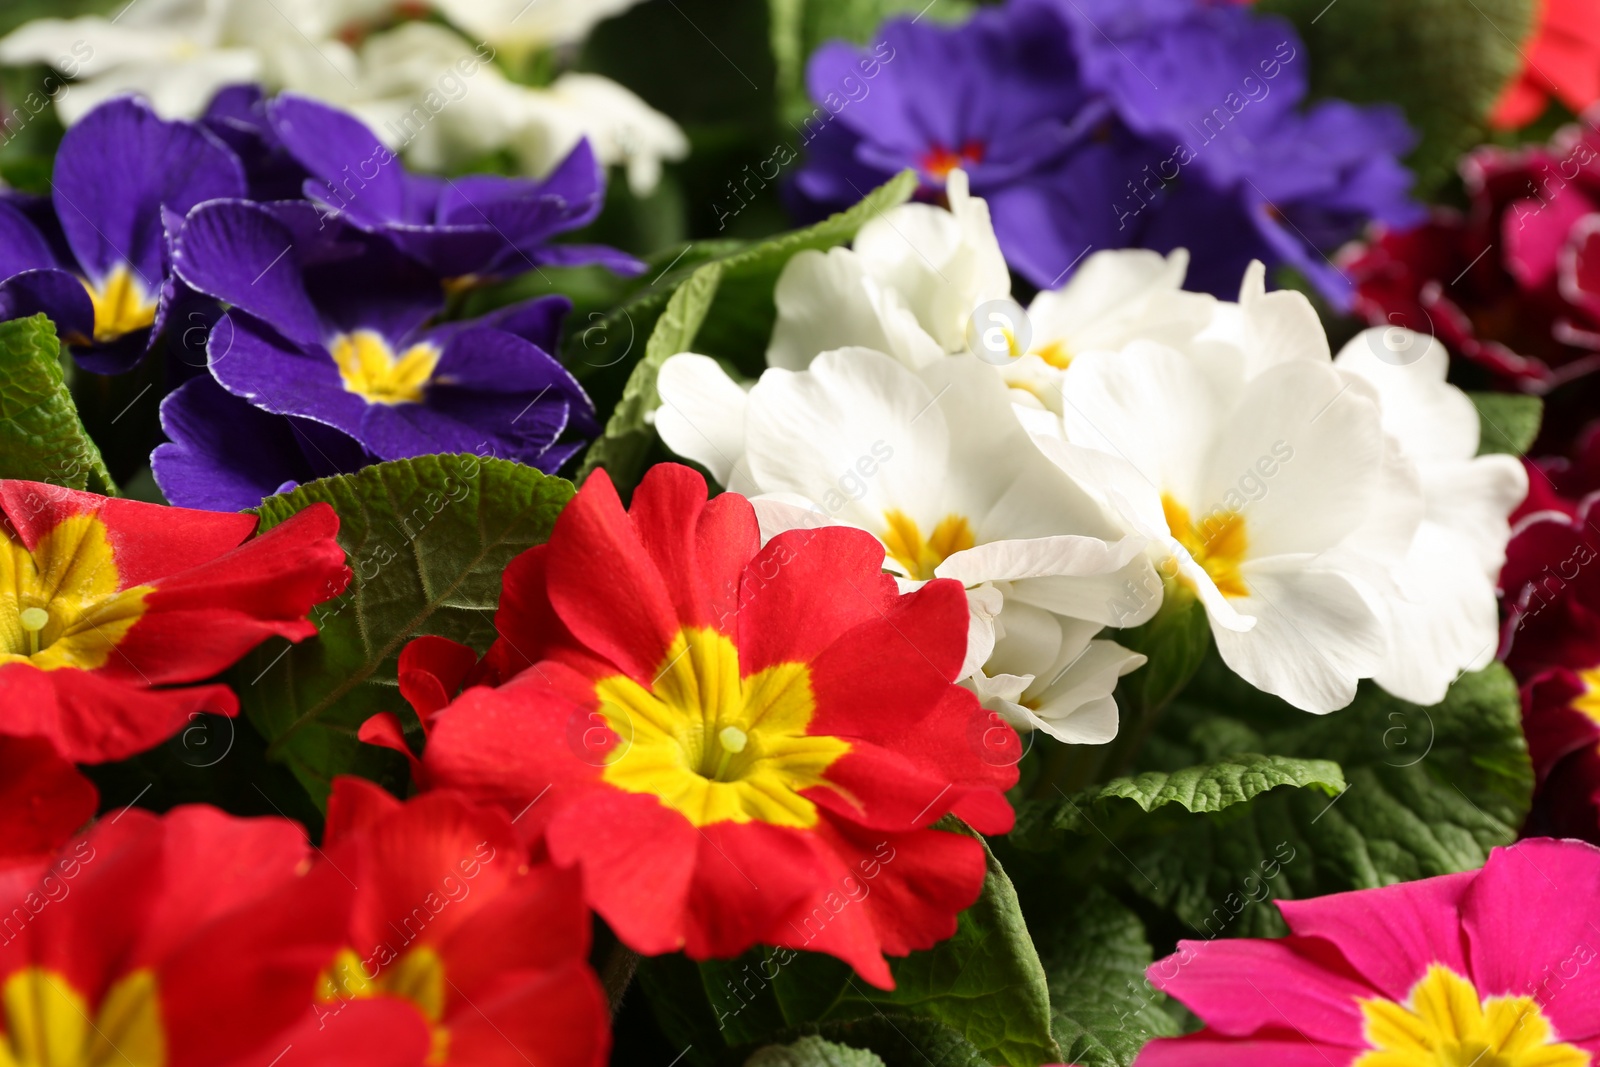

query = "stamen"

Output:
[[19, 607, 48, 656]]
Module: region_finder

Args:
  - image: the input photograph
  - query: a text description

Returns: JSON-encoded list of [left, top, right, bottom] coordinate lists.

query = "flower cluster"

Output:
[[0, 0, 687, 194], [660, 173, 1525, 716], [791, 0, 1423, 306]]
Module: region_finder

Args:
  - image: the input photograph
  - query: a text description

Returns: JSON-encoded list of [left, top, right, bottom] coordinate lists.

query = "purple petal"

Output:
[[202, 84, 310, 202], [0, 269, 95, 346], [172, 199, 325, 346], [207, 310, 371, 440], [154, 373, 372, 512], [429, 294, 570, 353], [53, 96, 245, 285], [269, 93, 405, 226], [0, 200, 62, 277]]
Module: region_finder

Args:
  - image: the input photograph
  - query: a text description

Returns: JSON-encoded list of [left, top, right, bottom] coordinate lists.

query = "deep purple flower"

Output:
[[0, 96, 245, 373], [792, 0, 1423, 306], [168, 198, 595, 486], [265, 93, 643, 284]]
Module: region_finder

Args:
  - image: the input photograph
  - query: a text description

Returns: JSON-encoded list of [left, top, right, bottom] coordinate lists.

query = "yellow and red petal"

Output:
[[0, 481, 258, 588]]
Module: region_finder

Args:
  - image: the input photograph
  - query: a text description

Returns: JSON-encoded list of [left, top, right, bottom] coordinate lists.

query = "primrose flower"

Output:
[[164, 198, 595, 499], [1139, 838, 1600, 1067], [0, 482, 349, 762], [308, 777, 610, 1067], [0, 804, 408, 1067], [0, 96, 245, 373], [420, 464, 1017, 985], [0, 736, 97, 865]]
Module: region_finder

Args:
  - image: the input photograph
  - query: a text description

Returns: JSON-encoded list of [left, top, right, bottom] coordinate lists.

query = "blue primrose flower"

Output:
[[792, 0, 1424, 306], [0, 96, 245, 373], [152, 198, 594, 511]]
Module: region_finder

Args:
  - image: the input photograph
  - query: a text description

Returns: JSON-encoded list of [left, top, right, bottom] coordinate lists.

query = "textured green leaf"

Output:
[[746, 1036, 886, 1067], [578, 262, 724, 487], [1014, 753, 1346, 844], [1471, 392, 1542, 456], [1045, 659, 1532, 940], [237, 455, 573, 806], [1258, 0, 1537, 196], [577, 170, 918, 492], [0, 314, 114, 493], [803, 1017, 989, 1067], [768, 0, 975, 126], [1040, 888, 1185, 1067]]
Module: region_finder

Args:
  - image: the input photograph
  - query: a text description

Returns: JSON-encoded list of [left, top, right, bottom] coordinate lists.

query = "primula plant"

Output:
[[0, 0, 1591, 1065]]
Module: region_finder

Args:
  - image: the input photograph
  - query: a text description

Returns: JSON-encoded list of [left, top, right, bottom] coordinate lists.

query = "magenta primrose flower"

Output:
[[1139, 839, 1600, 1067]]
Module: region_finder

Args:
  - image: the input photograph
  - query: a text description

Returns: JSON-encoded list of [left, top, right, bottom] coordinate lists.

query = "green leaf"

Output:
[[1111, 591, 1212, 717], [1041, 659, 1532, 939], [1257, 0, 1537, 197], [578, 261, 725, 487], [1471, 392, 1543, 456], [577, 170, 919, 492], [768, 0, 975, 126], [1039, 888, 1186, 1067], [822, 824, 1061, 1067], [0, 314, 115, 493], [237, 455, 573, 806], [803, 1016, 989, 1067], [1014, 753, 1346, 843], [746, 1036, 886, 1067]]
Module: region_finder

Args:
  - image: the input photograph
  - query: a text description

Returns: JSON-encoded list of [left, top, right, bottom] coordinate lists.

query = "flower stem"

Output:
[[601, 941, 641, 1016]]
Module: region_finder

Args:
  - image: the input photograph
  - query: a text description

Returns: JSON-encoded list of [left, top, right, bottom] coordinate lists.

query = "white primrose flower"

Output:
[[656, 346, 1158, 712], [968, 602, 1146, 745], [350, 23, 686, 194], [0, 0, 686, 194], [1332, 329, 1528, 705], [1037, 340, 1403, 714], [0, 0, 354, 124]]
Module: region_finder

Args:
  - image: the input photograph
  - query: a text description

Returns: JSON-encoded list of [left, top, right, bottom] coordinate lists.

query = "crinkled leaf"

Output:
[[1030, 658, 1531, 940], [577, 170, 919, 493], [1039, 888, 1186, 1067], [0, 314, 115, 493], [237, 455, 572, 806], [746, 1036, 885, 1067], [1013, 753, 1345, 843], [1258, 0, 1537, 196], [1471, 392, 1542, 456]]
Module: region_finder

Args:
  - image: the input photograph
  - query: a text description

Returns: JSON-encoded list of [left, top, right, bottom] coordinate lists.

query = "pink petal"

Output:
[[1277, 871, 1473, 1002]]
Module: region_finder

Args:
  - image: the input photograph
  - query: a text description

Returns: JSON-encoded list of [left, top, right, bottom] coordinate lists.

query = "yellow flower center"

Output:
[[82, 266, 158, 344], [1161, 494, 1249, 599], [0, 967, 164, 1067], [1030, 339, 1072, 369], [1356, 965, 1588, 1067], [1571, 668, 1600, 723], [593, 628, 851, 828], [880, 510, 975, 582], [321, 946, 449, 1065], [0, 514, 152, 672], [330, 330, 441, 406]]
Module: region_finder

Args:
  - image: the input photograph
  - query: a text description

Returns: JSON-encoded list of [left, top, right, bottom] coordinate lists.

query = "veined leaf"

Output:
[[0, 314, 115, 493], [238, 454, 572, 806]]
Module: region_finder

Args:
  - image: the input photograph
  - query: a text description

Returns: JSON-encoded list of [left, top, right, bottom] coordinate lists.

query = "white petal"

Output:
[[1370, 523, 1500, 705], [1026, 247, 1212, 357], [1421, 455, 1527, 575], [744, 347, 949, 533], [1199, 360, 1386, 558], [1335, 329, 1479, 462], [655, 353, 749, 488], [767, 247, 942, 371], [1211, 562, 1387, 713]]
